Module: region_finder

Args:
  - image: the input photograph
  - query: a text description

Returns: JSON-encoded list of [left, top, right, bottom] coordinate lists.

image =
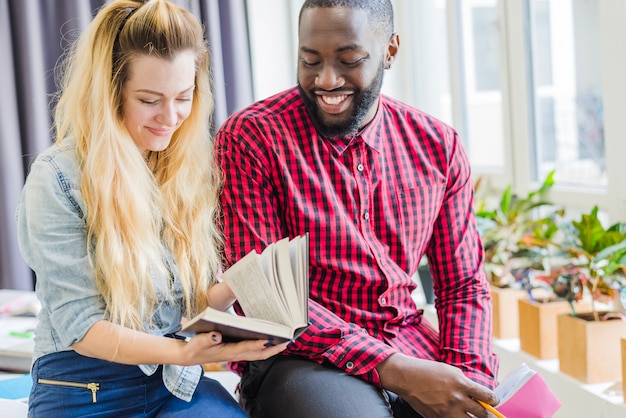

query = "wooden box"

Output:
[[557, 313, 626, 383], [491, 285, 527, 339], [518, 298, 590, 359]]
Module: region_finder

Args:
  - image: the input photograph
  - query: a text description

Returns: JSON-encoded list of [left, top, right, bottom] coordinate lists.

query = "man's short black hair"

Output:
[[299, 0, 394, 38]]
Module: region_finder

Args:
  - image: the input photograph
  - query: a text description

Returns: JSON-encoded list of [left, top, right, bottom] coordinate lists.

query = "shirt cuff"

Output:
[[322, 331, 399, 387]]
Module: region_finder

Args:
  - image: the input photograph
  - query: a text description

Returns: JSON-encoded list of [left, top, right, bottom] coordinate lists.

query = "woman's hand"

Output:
[[179, 331, 289, 365]]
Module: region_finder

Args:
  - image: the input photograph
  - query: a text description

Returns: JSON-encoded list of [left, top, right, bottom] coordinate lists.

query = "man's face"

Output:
[[297, 7, 389, 139]]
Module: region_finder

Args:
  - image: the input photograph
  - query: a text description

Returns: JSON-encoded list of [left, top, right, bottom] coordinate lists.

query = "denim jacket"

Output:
[[16, 138, 202, 402]]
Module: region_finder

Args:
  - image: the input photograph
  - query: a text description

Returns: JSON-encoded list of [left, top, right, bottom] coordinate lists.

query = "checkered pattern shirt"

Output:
[[215, 87, 498, 388]]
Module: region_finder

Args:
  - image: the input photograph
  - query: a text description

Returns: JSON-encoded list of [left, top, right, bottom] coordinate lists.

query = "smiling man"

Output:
[[215, 1, 499, 417]]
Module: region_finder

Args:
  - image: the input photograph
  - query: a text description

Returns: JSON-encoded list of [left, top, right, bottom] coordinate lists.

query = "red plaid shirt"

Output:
[[215, 87, 498, 388]]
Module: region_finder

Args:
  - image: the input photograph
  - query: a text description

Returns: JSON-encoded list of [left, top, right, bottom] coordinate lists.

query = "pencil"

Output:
[[476, 399, 506, 418]]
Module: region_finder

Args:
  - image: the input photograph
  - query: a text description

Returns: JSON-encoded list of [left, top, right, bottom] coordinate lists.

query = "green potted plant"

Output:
[[475, 171, 558, 339], [556, 206, 626, 383], [476, 170, 557, 288], [559, 206, 626, 317], [513, 209, 595, 359], [518, 263, 592, 359]]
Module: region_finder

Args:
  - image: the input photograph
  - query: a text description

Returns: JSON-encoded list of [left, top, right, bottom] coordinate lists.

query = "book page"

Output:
[[273, 238, 303, 326], [258, 243, 276, 290], [495, 362, 535, 403], [288, 235, 307, 320], [223, 246, 291, 326], [259, 241, 289, 314], [295, 235, 309, 321]]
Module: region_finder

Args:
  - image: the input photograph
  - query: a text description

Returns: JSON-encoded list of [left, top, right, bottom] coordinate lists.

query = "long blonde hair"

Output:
[[54, 0, 219, 329]]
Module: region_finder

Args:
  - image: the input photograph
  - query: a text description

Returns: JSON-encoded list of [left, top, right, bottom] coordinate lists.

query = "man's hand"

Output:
[[377, 353, 498, 418]]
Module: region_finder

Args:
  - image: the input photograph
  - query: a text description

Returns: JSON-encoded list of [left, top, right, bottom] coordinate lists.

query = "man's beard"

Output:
[[298, 63, 384, 139]]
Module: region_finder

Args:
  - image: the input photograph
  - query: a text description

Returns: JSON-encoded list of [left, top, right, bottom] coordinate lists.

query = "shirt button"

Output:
[[381, 297, 387, 305], [149, 325, 156, 330], [357, 163, 364, 172], [346, 361, 354, 369], [363, 211, 370, 220]]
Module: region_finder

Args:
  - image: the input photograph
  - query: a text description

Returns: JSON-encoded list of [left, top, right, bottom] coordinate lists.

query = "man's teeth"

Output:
[[322, 95, 346, 105]]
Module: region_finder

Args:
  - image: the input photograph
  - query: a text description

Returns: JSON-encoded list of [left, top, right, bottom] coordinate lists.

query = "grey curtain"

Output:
[[0, 0, 253, 290]]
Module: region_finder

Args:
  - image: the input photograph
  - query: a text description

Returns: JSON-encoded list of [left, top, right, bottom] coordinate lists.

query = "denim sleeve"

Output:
[[16, 152, 105, 349]]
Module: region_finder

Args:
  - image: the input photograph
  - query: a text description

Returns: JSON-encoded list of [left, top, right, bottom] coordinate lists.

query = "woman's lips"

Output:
[[146, 127, 175, 136]]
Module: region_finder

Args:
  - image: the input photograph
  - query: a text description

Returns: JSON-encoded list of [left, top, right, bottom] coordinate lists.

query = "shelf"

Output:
[[495, 337, 626, 418]]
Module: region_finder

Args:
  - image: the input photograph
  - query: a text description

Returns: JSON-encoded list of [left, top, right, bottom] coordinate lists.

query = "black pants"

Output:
[[239, 356, 424, 418]]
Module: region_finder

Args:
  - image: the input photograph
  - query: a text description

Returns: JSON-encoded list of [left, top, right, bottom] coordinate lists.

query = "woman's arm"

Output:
[[72, 319, 287, 366], [205, 281, 236, 311]]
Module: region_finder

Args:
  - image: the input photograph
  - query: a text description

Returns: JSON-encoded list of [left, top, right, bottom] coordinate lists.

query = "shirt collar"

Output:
[[320, 96, 383, 156]]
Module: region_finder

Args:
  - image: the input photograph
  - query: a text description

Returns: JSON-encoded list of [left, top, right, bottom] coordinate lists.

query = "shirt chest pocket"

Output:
[[392, 185, 443, 251]]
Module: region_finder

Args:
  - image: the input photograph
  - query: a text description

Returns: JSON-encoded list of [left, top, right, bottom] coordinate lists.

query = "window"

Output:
[[384, 0, 452, 125], [457, 0, 504, 171], [528, 0, 606, 188]]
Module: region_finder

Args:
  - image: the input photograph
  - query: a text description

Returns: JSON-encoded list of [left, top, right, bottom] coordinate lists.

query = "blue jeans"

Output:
[[28, 350, 247, 417]]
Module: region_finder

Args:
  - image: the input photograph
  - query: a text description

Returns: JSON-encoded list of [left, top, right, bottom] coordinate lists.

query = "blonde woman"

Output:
[[16, 0, 286, 416]]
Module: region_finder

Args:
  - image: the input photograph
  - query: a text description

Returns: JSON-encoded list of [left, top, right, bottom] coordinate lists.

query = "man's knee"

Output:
[[241, 357, 392, 418]]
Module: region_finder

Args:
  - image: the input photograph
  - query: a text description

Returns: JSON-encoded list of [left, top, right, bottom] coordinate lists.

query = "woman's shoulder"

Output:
[[32, 138, 80, 173], [26, 138, 82, 194], [22, 137, 86, 220]]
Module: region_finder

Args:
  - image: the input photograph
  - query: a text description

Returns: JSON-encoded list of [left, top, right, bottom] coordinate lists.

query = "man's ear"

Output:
[[385, 33, 400, 70]]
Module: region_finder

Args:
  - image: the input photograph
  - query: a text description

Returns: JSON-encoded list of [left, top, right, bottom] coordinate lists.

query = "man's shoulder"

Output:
[[224, 87, 302, 126], [380, 95, 453, 130]]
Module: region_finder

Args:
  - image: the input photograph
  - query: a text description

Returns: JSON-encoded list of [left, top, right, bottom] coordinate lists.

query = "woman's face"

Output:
[[122, 51, 196, 154]]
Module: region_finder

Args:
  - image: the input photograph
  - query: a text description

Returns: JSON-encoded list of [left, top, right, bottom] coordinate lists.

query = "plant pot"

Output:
[[490, 285, 527, 339], [557, 312, 626, 383], [518, 298, 581, 359]]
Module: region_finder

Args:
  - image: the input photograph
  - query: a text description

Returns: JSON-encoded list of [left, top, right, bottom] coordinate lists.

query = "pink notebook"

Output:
[[495, 363, 561, 418]]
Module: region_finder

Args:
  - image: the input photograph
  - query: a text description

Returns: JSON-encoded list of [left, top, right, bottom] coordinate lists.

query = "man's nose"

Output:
[[315, 64, 344, 90]]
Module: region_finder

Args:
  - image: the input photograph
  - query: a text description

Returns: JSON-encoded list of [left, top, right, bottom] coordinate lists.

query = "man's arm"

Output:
[[426, 131, 499, 388], [376, 353, 498, 418]]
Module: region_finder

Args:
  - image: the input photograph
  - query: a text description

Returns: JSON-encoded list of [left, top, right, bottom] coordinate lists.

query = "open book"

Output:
[[178, 235, 309, 344], [492, 363, 561, 418]]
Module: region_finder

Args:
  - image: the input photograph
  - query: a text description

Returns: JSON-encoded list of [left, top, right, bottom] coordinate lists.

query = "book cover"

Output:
[[495, 363, 561, 418], [177, 305, 307, 343], [0, 373, 32, 400]]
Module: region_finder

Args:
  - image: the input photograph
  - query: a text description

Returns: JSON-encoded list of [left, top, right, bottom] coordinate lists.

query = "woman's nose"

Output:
[[157, 102, 177, 126]]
